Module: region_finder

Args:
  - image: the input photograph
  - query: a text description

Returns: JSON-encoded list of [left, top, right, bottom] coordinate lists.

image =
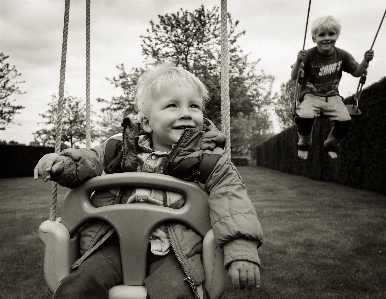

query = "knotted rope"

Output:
[[293, 0, 311, 114], [86, 0, 91, 149], [220, 0, 231, 155], [50, 0, 70, 221]]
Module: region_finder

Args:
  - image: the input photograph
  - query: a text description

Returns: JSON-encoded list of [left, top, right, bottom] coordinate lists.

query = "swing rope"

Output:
[[370, 9, 386, 51], [86, 0, 91, 149], [353, 9, 386, 108], [49, 1, 231, 220], [50, 0, 70, 221], [293, 0, 311, 115], [220, 0, 231, 155]]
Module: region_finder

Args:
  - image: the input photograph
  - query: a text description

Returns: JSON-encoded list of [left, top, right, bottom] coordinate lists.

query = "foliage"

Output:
[[0, 53, 25, 130], [95, 65, 143, 141], [97, 5, 275, 154], [34, 94, 96, 148], [274, 79, 296, 130], [231, 110, 274, 158], [141, 5, 274, 126]]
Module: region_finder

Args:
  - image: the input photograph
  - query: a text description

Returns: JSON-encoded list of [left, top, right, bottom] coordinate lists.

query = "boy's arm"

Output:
[[351, 50, 374, 77], [203, 153, 263, 289], [291, 50, 306, 80]]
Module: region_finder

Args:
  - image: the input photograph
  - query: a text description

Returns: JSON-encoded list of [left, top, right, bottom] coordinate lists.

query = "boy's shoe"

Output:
[[324, 145, 338, 159], [297, 145, 309, 159]]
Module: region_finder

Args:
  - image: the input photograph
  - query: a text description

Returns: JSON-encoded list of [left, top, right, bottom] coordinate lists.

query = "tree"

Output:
[[28, 141, 41, 146], [34, 94, 96, 148], [0, 53, 25, 130], [95, 65, 142, 141], [141, 5, 274, 126], [98, 5, 276, 154], [275, 79, 296, 130]]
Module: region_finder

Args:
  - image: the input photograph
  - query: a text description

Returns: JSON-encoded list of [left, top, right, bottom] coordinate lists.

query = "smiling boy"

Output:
[[34, 62, 263, 299], [291, 15, 374, 159]]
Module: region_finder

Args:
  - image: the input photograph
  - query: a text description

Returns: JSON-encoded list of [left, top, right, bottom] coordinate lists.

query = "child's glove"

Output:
[[34, 153, 64, 182], [297, 50, 306, 61], [364, 50, 374, 62], [228, 260, 261, 290]]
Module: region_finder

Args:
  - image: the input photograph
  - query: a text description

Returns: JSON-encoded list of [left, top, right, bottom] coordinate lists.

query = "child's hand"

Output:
[[34, 153, 64, 182], [228, 260, 260, 290], [364, 50, 374, 62], [297, 50, 306, 61]]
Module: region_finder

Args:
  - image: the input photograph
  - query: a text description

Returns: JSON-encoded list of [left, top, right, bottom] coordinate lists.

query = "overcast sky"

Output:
[[1, 0, 385, 145]]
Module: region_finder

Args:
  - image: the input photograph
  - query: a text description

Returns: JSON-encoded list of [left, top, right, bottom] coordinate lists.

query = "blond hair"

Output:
[[135, 62, 209, 119], [311, 16, 341, 41]]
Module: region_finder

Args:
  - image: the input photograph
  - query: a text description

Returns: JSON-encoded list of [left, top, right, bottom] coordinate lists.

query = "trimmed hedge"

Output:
[[0, 145, 54, 178], [256, 77, 386, 195], [231, 157, 249, 166]]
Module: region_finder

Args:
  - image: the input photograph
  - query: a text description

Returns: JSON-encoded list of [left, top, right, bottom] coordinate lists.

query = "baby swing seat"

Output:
[[39, 173, 228, 299]]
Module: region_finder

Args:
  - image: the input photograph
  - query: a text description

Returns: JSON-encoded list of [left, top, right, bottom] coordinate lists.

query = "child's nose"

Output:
[[179, 107, 192, 118]]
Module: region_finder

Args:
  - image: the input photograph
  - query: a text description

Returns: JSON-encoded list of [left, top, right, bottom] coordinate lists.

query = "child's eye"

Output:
[[166, 104, 177, 108], [190, 104, 202, 110]]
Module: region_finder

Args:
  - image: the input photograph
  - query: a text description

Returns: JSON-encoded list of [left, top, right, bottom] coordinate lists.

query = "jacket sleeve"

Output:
[[51, 136, 121, 188], [203, 152, 264, 268]]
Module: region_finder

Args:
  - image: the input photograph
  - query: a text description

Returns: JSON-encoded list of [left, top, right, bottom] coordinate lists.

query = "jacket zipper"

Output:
[[163, 130, 202, 298], [167, 225, 200, 299]]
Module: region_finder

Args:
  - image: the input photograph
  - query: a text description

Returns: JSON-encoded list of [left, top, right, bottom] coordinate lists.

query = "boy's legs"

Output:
[[295, 94, 321, 159], [53, 233, 122, 299], [322, 96, 352, 158]]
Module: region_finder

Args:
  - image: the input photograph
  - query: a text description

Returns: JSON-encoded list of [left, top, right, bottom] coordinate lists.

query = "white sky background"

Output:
[[1, 0, 385, 145]]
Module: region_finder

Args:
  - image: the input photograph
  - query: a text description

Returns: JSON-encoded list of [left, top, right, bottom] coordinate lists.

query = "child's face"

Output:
[[142, 81, 204, 152], [313, 28, 338, 55]]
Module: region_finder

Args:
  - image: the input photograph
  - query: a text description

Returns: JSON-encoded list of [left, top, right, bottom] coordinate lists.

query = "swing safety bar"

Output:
[[39, 173, 228, 299]]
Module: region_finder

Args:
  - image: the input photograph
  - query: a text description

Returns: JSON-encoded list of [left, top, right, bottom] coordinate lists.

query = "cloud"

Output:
[[1, 0, 385, 145]]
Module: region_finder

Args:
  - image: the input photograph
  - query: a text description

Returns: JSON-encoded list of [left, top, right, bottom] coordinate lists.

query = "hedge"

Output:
[[256, 76, 386, 195], [0, 145, 54, 178]]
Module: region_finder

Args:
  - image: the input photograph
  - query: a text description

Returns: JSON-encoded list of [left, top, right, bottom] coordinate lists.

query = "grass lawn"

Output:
[[1, 167, 386, 299]]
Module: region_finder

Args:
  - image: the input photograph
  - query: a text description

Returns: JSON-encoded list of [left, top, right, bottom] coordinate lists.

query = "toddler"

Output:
[[34, 62, 264, 299]]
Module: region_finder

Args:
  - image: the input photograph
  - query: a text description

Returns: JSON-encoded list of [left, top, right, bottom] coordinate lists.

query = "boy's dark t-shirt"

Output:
[[300, 47, 358, 97]]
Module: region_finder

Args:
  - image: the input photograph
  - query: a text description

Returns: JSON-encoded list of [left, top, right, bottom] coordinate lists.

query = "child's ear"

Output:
[[142, 117, 152, 133], [312, 35, 316, 43]]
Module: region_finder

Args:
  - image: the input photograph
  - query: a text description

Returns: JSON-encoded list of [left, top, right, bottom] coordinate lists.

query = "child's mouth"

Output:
[[173, 126, 195, 130]]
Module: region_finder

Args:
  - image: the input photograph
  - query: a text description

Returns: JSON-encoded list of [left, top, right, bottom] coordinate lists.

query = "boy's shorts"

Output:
[[296, 94, 351, 122]]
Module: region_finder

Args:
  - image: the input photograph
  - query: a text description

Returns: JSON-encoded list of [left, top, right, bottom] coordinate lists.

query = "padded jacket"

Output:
[[52, 116, 264, 289]]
